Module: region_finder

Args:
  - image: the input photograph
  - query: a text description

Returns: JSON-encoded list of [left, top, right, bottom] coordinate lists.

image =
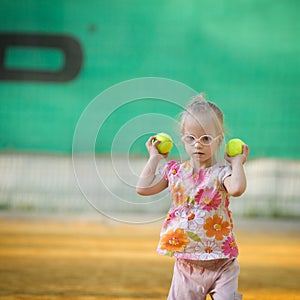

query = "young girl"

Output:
[[136, 94, 249, 300]]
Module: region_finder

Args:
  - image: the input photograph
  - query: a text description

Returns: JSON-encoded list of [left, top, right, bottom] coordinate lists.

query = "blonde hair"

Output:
[[180, 93, 224, 136]]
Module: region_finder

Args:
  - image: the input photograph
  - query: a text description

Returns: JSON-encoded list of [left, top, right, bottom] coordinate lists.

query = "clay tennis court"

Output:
[[0, 214, 299, 300]]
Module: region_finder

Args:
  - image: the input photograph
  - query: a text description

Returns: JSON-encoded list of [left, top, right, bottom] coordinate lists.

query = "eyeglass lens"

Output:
[[183, 135, 214, 145]]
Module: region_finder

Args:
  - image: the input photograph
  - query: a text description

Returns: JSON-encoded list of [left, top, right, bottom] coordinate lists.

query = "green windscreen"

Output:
[[0, 0, 299, 158]]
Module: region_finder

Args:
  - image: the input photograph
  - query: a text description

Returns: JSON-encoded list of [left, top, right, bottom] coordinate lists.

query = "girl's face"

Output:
[[182, 114, 223, 168]]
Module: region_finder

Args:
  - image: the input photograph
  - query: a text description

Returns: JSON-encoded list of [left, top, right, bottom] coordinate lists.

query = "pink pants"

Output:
[[167, 258, 242, 300]]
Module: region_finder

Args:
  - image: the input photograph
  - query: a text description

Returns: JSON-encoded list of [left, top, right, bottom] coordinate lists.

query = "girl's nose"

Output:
[[194, 142, 202, 148]]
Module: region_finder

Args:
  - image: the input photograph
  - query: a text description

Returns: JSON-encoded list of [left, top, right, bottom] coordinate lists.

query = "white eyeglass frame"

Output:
[[181, 134, 222, 146]]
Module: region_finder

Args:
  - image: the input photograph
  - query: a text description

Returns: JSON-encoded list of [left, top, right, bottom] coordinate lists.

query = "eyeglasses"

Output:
[[181, 134, 221, 146]]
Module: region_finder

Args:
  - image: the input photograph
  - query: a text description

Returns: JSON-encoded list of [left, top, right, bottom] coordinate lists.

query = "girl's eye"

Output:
[[201, 135, 213, 144], [185, 136, 195, 143]]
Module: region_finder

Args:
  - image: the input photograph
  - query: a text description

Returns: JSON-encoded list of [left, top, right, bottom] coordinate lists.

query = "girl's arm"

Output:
[[223, 144, 249, 197], [136, 136, 168, 196]]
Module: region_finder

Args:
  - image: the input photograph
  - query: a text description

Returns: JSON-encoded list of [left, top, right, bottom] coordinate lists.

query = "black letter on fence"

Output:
[[0, 33, 83, 82]]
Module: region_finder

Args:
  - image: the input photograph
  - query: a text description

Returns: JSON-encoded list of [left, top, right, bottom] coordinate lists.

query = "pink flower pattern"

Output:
[[195, 187, 222, 211], [222, 236, 239, 258], [157, 160, 238, 260]]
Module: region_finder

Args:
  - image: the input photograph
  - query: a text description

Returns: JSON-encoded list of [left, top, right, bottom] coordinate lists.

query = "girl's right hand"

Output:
[[146, 136, 169, 159]]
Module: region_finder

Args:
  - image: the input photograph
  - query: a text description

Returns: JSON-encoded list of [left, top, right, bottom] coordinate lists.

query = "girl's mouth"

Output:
[[193, 152, 204, 155]]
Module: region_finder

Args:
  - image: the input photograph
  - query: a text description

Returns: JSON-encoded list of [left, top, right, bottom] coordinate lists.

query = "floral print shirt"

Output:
[[156, 160, 239, 261]]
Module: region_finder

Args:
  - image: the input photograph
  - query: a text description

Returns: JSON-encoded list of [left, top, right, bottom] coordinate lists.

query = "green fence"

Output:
[[0, 0, 299, 158]]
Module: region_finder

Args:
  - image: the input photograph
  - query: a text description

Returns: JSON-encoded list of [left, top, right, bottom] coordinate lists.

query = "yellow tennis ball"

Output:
[[152, 132, 173, 154], [226, 138, 245, 157]]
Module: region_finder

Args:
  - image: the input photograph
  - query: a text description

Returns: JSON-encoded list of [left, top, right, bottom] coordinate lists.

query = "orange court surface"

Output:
[[0, 214, 299, 300]]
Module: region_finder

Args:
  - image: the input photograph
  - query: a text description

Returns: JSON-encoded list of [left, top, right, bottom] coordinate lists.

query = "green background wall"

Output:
[[0, 0, 299, 158]]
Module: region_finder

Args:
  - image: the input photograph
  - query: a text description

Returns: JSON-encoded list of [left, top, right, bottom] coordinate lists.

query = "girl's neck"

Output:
[[190, 156, 217, 172]]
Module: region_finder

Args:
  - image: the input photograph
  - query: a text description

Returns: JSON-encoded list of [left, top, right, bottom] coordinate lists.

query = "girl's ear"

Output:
[[218, 134, 224, 147]]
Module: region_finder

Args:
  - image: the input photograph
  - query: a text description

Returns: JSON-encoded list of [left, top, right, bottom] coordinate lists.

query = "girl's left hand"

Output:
[[225, 144, 250, 165]]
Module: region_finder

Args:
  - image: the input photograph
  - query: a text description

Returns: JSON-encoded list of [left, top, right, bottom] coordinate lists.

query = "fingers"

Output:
[[224, 152, 230, 161], [146, 136, 153, 145], [145, 135, 163, 157], [224, 144, 250, 164], [242, 144, 250, 159], [146, 136, 159, 148]]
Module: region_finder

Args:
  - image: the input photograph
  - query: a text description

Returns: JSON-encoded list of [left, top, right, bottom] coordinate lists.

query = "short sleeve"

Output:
[[218, 164, 232, 190], [159, 160, 178, 181]]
